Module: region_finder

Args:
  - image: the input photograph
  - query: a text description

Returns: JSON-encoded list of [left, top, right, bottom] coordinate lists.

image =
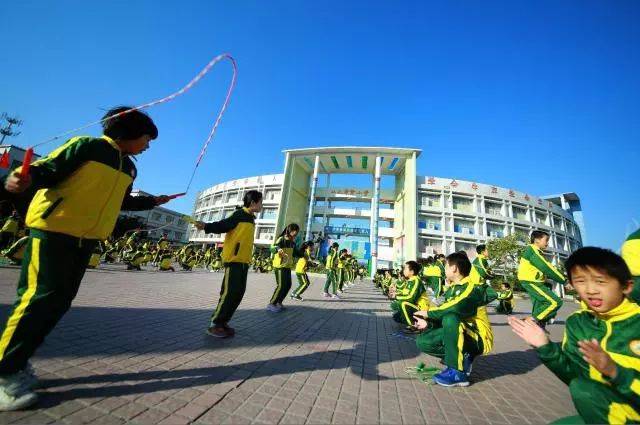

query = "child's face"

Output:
[[402, 264, 413, 278], [445, 261, 457, 282], [482, 249, 488, 257], [120, 135, 153, 155], [501, 284, 508, 290], [248, 199, 263, 213], [534, 235, 549, 249], [570, 265, 633, 313]]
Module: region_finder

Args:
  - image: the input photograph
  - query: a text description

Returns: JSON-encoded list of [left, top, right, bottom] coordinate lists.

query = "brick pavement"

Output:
[[0, 265, 577, 424]]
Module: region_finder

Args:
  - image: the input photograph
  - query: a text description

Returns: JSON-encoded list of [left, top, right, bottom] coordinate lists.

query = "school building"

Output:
[[189, 147, 584, 270]]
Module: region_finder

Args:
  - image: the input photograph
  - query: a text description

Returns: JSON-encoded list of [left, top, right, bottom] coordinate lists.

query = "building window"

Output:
[[223, 209, 234, 218], [174, 232, 183, 241], [152, 212, 162, 221], [165, 216, 174, 223], [513, 206, 528, 221], [419, 193, 440, 208], [265, 189, 281, 201], [535, 211, 547, 225], [258, 227, 275, 240], [178, 219, 185, 227], [418, 237, 441, 254], [418, 215, 441, 231], [452, 197, 474, 212], [455, 241, 476, 254], [261, 208, 278, 220], [514, 226, 529, 239], [485, 201, 503, 216], [487, 223, 504, 238], [225, 192, 238, 203], [453, 219, 475, 235]]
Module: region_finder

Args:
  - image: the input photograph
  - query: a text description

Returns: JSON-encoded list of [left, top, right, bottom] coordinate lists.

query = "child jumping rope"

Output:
[[290, 240, 315, 301], [268, 223, 300, 312]]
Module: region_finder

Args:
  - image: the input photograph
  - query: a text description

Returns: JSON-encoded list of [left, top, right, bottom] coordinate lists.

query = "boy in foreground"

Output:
[[510, 247, 639, 424]]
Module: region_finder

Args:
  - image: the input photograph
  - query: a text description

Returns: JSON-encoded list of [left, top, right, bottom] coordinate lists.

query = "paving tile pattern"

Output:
[[0, 265, 577, 424]]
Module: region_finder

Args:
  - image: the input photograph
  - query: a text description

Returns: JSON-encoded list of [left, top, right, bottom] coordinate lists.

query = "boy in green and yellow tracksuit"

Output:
[[0, 107, 170, 410], [469, 245, 493, 285], [621, 227, 640, 304], [422, 257, 443, 297], [413, 252, 495, 387], [510, 247, 640, 424], [391, 261, 430, 327], [197, 190, 263, 338], [291, 241, 315, 300], [495, 282, 514, 315], [518, 231, 567, 328], [269, 224, 300, 311], [337, 249, 348, 292], [323, 243, 339, 298]]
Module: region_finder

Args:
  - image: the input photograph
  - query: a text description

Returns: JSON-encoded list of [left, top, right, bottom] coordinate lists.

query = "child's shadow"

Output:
[[471, 349, 541, 383]]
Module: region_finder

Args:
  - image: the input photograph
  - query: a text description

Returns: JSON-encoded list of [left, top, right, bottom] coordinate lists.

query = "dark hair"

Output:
[[279, 223, 300, 239], [531, 230, 549, 244], [437, 253, 446, 260], [425, 256, 434, 265], [501, 282, 511, 289], [243, 190, 263, 207], [300, 240, 314, 251], [102, 106, 158, 141], [446, 252, 472, 277], [565, 247, 632, 286], [405, 260, 421, 275], [332, 242, 339, 248], [476, 244, 486, 254]]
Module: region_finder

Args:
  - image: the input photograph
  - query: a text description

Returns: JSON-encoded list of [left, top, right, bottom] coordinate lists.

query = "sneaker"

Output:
[[276, 303, 285, 311], [291, 294, 303, 301], [222, 324, 235, 336], [338, 290, 343, 294], [19, 363, 38, 390], [206, 326, 231, 338], [267, 304, 282, 313], [462, 353, 473, 377], [331, 294, 341, 300], [432, 367, 470, 387], [322, 292, 331, 298], [401, 326, 420, 335], [0, 373, 38, 411]]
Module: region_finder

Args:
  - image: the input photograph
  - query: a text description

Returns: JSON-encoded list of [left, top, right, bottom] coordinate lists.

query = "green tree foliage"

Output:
[[487, 234, 528, 291]]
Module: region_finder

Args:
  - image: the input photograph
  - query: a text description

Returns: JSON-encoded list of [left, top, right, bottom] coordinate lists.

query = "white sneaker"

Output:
[[338, 290, 343, 294], [0, 373, 38, 411], [276, 303, 286, 311], [19, 363, 38, 390], [267, 304, 282, 313], [331, 294, 341, 300], [322, 292, 331, 298]]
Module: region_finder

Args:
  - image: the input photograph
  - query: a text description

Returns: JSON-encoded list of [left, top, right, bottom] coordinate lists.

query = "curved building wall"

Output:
[[189, 154, 583, 266], [416, 176, 582, 263]]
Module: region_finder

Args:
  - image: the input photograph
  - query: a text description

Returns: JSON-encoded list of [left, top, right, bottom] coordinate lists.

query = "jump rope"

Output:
[[18, 53, 238, 224]]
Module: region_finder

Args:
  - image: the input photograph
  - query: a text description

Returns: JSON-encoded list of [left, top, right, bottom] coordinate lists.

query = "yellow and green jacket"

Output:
[[325, 248, 339, 270], [203, 207, 256, 264], [271, 235, 298, 269], [396, 276, 428, 307], [536, 299, 640, 412], [469, 254, 492, 285], [518, 244, 566, 284], [1, 217, 18, 234], [422, 264, 443, 296], [621, 228, 640, 304], [428, 276, 495, 354], [295, 246, 312, 274], [17, 136, 156, 240]]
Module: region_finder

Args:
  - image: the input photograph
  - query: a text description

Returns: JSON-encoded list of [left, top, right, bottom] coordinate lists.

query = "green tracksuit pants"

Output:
[[323, 269, 337, 294], [415, 314, 484, 371], [270, 268, 292, 305], [392, 301, 419, 326], [558, 377, 640, 424], [0, 229, 96, 375], [293, 273, 311, 297], [338, 269, 346, 291], [211, 263, 249, 326], [520, 281, 563, 322]]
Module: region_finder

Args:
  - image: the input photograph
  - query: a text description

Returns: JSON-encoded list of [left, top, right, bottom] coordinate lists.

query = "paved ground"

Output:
[[0, 264, 577, 424]]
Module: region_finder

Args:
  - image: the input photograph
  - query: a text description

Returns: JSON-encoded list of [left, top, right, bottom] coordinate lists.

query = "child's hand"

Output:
[[414, 317, 428, 330], [508, 316, 549, 348], [578, 339, 618, 379], [4, 172, 31, 193]]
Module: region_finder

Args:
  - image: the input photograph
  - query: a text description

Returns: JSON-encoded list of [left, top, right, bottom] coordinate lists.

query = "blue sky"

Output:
[[2, 1, 638, 249]]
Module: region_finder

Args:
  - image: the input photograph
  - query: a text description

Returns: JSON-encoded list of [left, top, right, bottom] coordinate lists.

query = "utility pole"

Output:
[[0, 113, 23, 145]]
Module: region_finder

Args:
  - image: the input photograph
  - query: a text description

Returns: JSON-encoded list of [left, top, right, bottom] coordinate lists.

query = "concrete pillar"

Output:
[[370, 156, 382, 274], [304, 155, 320, 241]]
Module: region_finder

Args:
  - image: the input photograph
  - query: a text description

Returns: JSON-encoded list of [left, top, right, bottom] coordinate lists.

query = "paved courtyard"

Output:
[[0, 265, 577, 424]]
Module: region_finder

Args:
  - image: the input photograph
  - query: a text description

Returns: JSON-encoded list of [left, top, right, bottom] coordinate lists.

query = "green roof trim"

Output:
[[361, 156, 368, 169], [330, 156, 340, 169], [346, 155, 353, 168]]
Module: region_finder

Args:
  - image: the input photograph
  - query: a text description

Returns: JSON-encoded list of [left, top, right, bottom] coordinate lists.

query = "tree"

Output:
[[0, 113, 23, 144], [487, 234, 528, 291]]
